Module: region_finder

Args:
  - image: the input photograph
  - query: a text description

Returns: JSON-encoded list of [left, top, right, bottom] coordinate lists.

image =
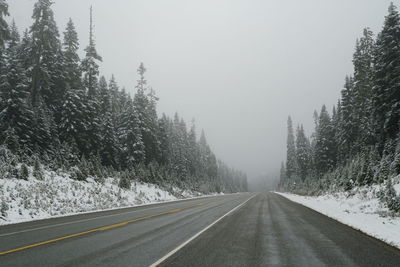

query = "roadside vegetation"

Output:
[[0, 0, 247, 204], [278, 3, 400, 214]]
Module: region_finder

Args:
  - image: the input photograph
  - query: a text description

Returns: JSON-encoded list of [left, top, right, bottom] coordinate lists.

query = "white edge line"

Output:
[[0, 193, 243, 237], [149, 193, 257, 267]]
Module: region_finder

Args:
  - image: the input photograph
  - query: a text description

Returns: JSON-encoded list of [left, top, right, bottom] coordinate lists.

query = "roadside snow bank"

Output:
[[0, 169, 201, 225], [276, 182, 400, 249]]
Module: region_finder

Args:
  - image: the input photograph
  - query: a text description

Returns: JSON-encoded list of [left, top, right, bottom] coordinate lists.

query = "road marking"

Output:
[[0, 205, 165, 237], [0, 199, 210, 238], [0, 203, 204, 256], [150, 194, 257, 267]]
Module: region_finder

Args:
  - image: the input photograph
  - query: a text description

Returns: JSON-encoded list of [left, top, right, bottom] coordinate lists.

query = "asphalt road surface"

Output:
[[0, 192, 399, 267]]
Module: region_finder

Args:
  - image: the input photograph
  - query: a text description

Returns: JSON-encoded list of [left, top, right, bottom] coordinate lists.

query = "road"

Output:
[[0, 192, 399, 267]]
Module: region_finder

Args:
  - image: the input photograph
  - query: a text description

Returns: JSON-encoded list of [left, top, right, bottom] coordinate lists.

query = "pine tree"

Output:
[[17, 30, 32, 71], [146, 87, 161, 163], [62, 18, 81, 90], [97, 76, 118, 167], [33, 157, 44, 180], [133, 63, 160, 164], [314, 105, 336, 176], [98, 76, 110, 114], [59, 18, 87, 153], [296, 125, 311, 181], [0, 0, 9, 96], [120, 99, 145, 168], [0, 0, 9, 49], [337, 76, 356, 160], [100, 113, 118, 167], [81, 6, 102, 98], [199, 128, 209, 178], [170, 113, 188, 182], [59, 87, 87, 150], [19, 163, 29, 180], [286, 116, 297, 179], [32, 102, 55, 154], [352, 28, 375, 148], [331, 105, 339, 166], [84, 99, 102, 156], [8, 20, 18, 48], [80, 7, 102, 156], [158, 114, 171, 165], [0, 32, 34, 153], [29, 0, 62, 108], [118, 171, 131, 189], [373, 3, 400, 150], [187, 120, 200, 177], [278, 162, 286, 189], [109, 75, 119, 114]]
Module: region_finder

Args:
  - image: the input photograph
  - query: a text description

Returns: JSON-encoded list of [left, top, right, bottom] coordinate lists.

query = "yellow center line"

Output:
[[0, 203, 205, 256]]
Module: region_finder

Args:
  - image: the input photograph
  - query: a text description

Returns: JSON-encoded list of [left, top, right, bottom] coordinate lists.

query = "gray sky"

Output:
[[7, 0, 398, 180]]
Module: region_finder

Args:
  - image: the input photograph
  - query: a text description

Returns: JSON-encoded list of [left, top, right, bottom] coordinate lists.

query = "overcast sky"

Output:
[[7, 0, 399, 180]]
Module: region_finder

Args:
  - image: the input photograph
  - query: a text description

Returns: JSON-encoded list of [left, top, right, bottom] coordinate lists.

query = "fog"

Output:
[[7, 0, 398, 182]]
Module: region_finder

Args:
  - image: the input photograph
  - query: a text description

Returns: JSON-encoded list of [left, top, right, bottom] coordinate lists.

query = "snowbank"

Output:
[[0, 169, 202, 226], [276, 181, 400, 249]]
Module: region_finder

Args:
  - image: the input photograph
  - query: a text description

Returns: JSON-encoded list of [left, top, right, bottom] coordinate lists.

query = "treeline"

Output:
[[278, 3, 400, 198], [0, 0, 247, 193]]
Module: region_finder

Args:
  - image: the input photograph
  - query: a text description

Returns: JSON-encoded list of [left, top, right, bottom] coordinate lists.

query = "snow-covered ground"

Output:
[[276, 178, 400, 249], [0, 168, 203, 226]]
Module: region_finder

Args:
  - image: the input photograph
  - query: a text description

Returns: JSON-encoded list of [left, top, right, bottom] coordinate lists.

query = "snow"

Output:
[[0, 168, 205, 226], [276, 178, 400, 249]]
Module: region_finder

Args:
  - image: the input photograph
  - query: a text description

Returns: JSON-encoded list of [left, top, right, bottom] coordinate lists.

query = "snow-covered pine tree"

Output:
[[0, 0, 9, 49], [278, 162, 286, 190], [0, 27, 34, 154], [0, 0, 9, 108], [119, 98, 145, 169], [330, 105, 339, 166], [133, 63, 160, 164], [314, 105, 336, 177], [84, 100, 102, 156], [100, 113, 118, 167], [118, 171, 131, 189], [97, 76, 118, 167], [309, 110, 320, 178], [81, 6, 102, 98], [59, 86, 87, 152], [296, 125, 311, 181], [59, 18, 88, 155], [187, 120, 200, 178], [352, 28, 375, 149], [337, 76, 356, 161], [373, 3, 400, 151], [33, 157, 44, 180], [286, 116, 297, 179], [158, 114, 171, 165], [114, 86, 130, 161], [199, 128, 218, 189], [29, 0, 62, 108], [32, 100, 55, 155], [108, 75, 123, 143], [17, 30, 32, 72], [109, 75, 120, 115], [198, 128, 209, 181], [81, 6, 102, 155], [8, 20, 18, 48], [146, 87, 161, 163], [63, 18, 81, 91], [98, 76, 110, 114], [170, 113, 188, 183]]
